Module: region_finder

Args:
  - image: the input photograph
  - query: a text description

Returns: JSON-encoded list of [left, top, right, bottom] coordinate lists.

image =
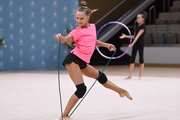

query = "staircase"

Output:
[[86, 0, 156, 65]]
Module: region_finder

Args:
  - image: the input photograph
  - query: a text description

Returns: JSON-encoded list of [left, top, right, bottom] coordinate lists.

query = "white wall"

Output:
[[121, 47, 180, 64]]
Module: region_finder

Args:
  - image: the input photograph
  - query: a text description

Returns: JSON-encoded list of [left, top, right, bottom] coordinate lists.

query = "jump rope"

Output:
[[57, 21, 132, 118], [57, 42, 64, 118]]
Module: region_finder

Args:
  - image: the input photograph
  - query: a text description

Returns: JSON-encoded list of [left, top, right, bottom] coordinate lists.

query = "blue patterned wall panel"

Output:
[[0, 0, 78, 70]]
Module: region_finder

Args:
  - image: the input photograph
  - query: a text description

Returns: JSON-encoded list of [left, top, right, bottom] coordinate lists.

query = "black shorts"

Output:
[[62, 53, 87, 69]]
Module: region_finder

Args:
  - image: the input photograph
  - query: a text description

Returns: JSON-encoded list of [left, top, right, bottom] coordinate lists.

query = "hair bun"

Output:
[[77, 1, 98, 16], [80, 1, 87, 7], [142, 11, 148, 19]]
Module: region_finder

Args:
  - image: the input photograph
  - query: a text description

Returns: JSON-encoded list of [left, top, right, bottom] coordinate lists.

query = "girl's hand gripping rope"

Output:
[[56, 33, 63, 42], [107, 43, 116, 52]]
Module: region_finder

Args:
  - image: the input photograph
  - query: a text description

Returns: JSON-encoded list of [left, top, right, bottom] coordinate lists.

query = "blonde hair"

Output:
[[77, 1, 98, 16]]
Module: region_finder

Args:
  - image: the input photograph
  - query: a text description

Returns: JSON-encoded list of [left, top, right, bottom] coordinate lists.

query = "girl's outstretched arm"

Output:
[[119, 33, 135, 39], [96, 40, 116, 51], [55, 33, 73, 43]]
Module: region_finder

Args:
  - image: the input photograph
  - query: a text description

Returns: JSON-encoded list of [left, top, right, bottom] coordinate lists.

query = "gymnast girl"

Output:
[[56, 1, 132, 120], [120, 11, 148, 80]]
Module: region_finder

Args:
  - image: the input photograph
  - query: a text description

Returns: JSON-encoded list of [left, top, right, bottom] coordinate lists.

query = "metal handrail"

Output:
[[95, 0, 126, 25], [167, 0, 170, 11], [163, 0, 166, 12], [163, 0, 170, 12], [149, 5, 156, 25]]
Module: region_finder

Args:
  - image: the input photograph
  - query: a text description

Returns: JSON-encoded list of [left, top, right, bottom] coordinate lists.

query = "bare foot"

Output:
[[119, 90, 133, 100], [59, 117, 74, 120], [125, 76, 132, 80], [138, 77, 142, 80]]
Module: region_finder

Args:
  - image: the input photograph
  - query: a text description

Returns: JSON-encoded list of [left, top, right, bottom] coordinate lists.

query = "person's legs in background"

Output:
[[138, 44, 145, 80], [126, 45, 138, 79]]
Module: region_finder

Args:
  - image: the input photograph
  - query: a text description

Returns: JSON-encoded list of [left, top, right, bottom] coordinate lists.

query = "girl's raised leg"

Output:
[[81, 65, 132, 100]]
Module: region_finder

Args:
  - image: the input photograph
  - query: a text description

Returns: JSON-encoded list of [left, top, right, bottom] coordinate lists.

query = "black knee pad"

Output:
[[97, 71, 108, 84], [74, 83, 87, 98]]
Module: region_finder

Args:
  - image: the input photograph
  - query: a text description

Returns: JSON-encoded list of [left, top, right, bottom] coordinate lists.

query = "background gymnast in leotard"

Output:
[[120, 11, 148, 80]]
